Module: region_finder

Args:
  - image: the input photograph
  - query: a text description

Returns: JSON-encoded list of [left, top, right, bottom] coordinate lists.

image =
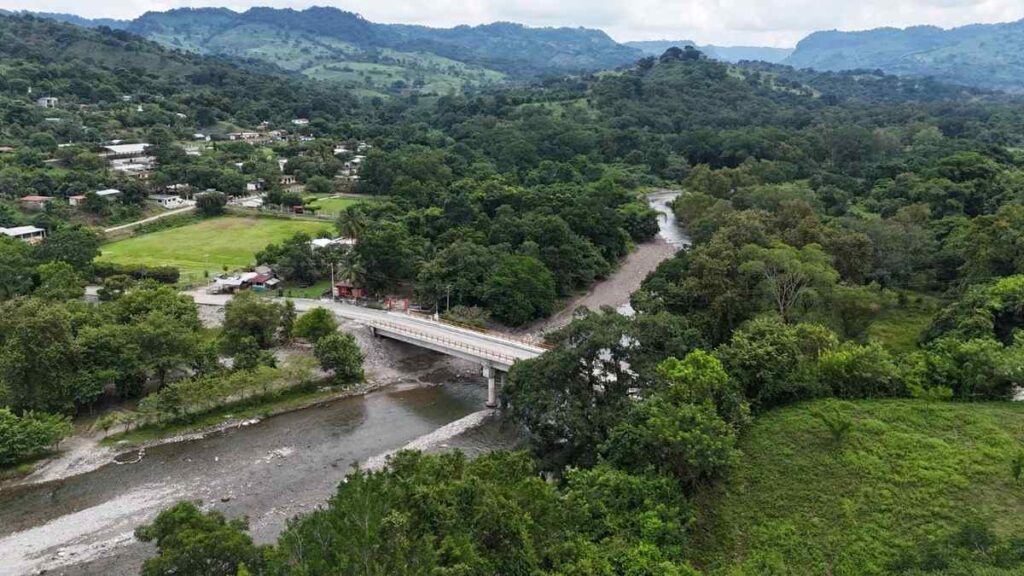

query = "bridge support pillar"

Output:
[[483, 365, 498, 408]]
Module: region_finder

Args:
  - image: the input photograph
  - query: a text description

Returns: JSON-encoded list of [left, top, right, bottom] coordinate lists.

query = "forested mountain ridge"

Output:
[[786, 18, 1024, 92], [626, 40, 793, 63], [28, 6, 642, 98]]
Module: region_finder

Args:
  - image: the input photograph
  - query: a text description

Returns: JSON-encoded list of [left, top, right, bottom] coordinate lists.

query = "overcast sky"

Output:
[[3, 0, 1024, 47]]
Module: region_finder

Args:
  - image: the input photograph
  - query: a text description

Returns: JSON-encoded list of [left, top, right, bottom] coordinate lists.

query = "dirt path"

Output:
[[522, 236, 679, 335], [102, 206, 195, 234]]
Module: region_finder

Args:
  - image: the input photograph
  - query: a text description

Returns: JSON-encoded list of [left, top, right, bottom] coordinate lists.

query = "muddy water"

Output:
[[0, 354, 513, 576], [616, 189, 690, 316]]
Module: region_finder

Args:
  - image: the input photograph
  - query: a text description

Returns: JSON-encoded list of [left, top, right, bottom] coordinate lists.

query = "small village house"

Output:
[[68, 195, 87, 207], [95, 189, 122, 201], [36, 97, 58, 108], [149, 194, 189, 210], [18, 195, 52, 210], [0, 226, 46, 244]]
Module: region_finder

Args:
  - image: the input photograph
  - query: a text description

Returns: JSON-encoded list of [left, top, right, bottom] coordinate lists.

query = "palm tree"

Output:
[[336, 206, 367, 240]]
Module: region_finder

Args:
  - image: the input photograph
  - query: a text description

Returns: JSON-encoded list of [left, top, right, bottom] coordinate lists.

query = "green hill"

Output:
[[786, 20, 1024, 92], [87, 7, 641, 98], [694, 399, 1024, 575]]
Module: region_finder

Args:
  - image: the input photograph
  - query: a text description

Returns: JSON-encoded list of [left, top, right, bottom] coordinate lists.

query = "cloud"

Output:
[[4, 0, 1024, 47]]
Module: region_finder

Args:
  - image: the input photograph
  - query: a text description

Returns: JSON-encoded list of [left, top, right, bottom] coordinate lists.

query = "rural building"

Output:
[[0, 226, 46, 244], [310, 237, 356, 250], [18, 195, 52, 210], [291, 118, 309, 126], [149, 194, 189, 210], [36, 97, 58, 108], [246, 180, 265, 193], [101, 143, 150, 159], [250, 273, 281, 292], [68, 195, 87, 206], [95, 189, 122, 201], [335, 281, 365, 300], [279, 174, 297, 186]]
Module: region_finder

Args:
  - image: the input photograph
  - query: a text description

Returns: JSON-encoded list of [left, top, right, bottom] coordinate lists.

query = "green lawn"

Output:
[[99, 216, 332, 281], [308, 196, 372, 217], [867, 294, 943, 354], [692, 399, 1024, 575]]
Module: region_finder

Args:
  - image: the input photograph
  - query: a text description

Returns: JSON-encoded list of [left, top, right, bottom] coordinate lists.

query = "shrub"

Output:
[[0, 409, 73, 466], [314, 333, 364, 384]]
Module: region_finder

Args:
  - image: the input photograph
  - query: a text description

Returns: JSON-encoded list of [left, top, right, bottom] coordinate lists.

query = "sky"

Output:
[[3, 0, 1024, 47]]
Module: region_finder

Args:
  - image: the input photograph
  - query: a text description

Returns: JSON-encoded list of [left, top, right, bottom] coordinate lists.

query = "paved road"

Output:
[[191, 292, 546, 370], [103, 206, 195, 234]]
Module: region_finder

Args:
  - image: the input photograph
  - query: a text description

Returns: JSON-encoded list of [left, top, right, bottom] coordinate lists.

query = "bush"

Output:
[[0, 408, 73, 466], [94, 262, 180, 284], [816, 342, 906, 399], [314, 333, 364, 384], [292, 307, 338, 342]]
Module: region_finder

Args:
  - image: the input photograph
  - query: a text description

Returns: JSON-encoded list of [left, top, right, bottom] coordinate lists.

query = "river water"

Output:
[[0, 190, 686, 576], [616, 190, 689, 316], [0, 359, 509, 576]]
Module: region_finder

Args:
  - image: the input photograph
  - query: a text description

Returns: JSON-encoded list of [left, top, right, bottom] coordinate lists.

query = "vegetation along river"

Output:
[[0, 190, 686, 576]]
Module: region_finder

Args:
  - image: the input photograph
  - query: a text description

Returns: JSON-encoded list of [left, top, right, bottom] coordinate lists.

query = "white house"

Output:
[[149, 194, 188, 210], [36, 97, 58, 109], [291, 118, 310, 126], [0, 226, 47, 244], [95, 189, 122, 201], [310, 237, 357, 250]]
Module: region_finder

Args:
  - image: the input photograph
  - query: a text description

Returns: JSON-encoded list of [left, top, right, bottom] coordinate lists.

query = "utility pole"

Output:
[[446, 284, 451, 313], [330, 261, 335, 301]]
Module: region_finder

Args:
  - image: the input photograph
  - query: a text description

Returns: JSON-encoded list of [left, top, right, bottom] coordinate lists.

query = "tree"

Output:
[[196, 192, 228, 217], [0, 408, 73, 466], [34, 226, 100, 272], [352, 221, 418, 294], [602, 397, 739, 489], [336, 206, 368, 240], [292, 307, 338, 342], [314, 332, 363, 384], [0, 299, 81, 413], [221, 292, 284, 353], [136, 502, 268, 576], [34, 261, 85, 301], [0, 237, 35, 300], [716, 316, 837, 411], [480, 254, 556, 326], [305, 175, 333, 195], [738, 242, 839, 322], [256, 233, 321, 286]]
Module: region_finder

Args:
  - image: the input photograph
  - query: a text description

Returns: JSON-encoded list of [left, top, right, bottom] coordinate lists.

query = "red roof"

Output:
[[20, 195, 51, 202], [252, 273, 274, 284]]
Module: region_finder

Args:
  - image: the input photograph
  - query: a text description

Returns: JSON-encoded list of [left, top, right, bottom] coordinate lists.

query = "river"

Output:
[[0, 190, 686, 576], [0, 361, 512, 576]]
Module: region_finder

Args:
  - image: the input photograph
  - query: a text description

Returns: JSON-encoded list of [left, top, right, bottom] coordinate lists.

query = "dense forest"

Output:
[[131, 38, 1024, 576], [2, 12, 1024, 575]]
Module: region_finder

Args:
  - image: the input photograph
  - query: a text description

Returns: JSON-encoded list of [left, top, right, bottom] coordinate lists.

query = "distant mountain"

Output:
[[625, 40, 793, 63], [26, 6, 642, 98], [786, 19, 1024, 92], [0, 9, 128, 29]]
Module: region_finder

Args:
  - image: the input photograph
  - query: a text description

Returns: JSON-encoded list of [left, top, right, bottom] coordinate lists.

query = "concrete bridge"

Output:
[[289, 300, 547, 407], [187, 292, 548, 406]]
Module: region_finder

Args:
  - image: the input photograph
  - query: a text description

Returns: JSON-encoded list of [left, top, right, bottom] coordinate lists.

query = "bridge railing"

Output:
[[403, 311, 554, 351], [369, 319, 527, 366]]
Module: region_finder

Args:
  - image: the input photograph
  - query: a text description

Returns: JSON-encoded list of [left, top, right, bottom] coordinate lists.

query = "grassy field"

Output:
[[867, 293, 943, 354], [98, 216, 332, 280], [692, 399, 1024, 575], [308, 196, 372, 217]]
